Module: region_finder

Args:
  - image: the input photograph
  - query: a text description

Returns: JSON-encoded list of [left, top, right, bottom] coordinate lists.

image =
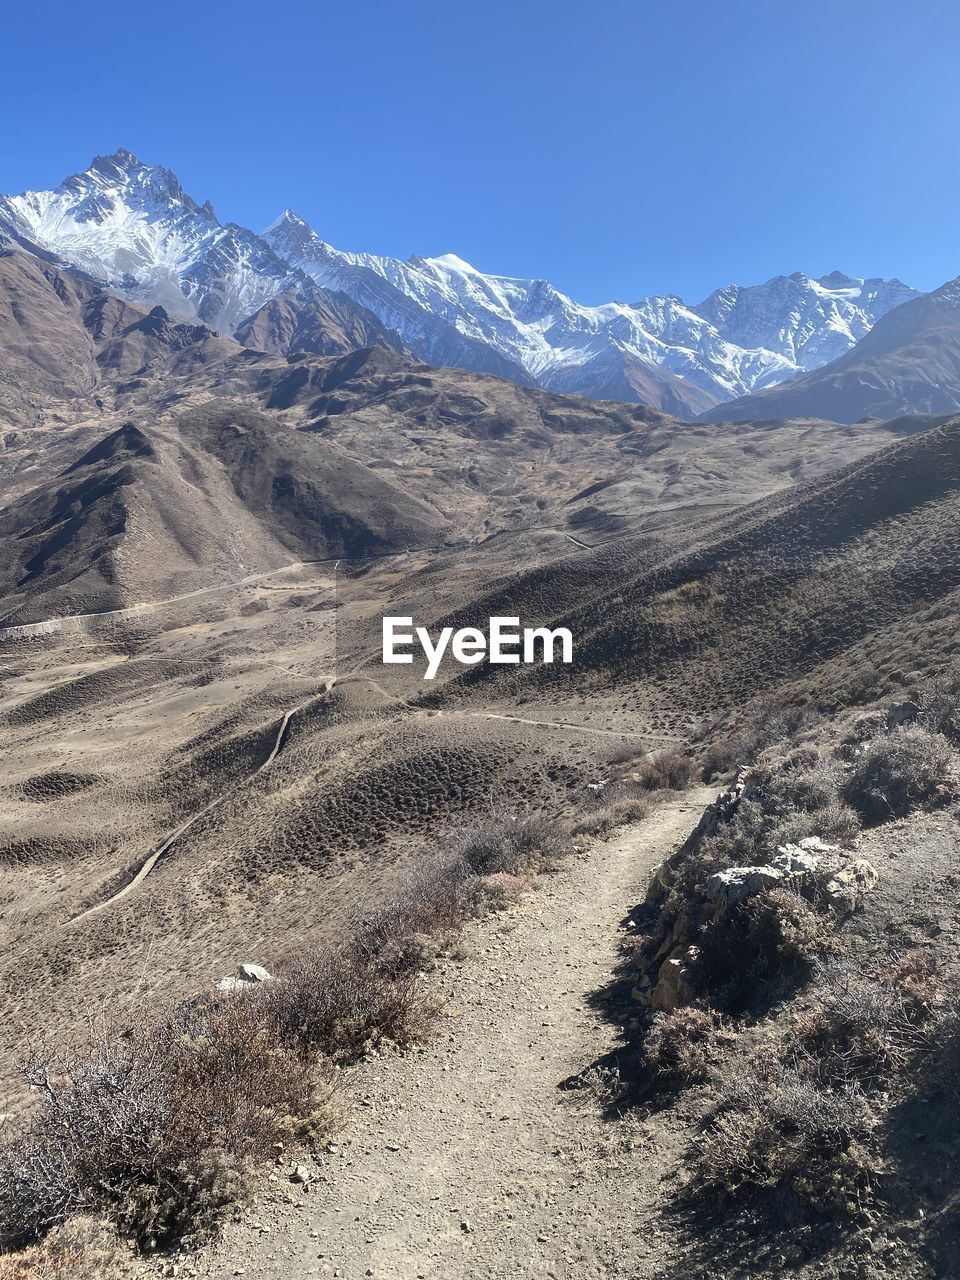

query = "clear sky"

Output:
[[4, 0, 959, 304]]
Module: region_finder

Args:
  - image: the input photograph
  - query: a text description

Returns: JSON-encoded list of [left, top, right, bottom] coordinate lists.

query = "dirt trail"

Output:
[[201, 787, 713, 1280], [69, 701, 311, 924], [340, 676, 684, 745]]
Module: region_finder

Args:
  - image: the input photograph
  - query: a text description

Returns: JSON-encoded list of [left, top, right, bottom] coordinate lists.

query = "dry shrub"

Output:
[[843, 726, 955, 822], [693, 889, 834, 1011], [634, 751, 695, 792], [703, 699, 816, 780], [745, 889, 836, 969], [696, 1067, 881, 1219], [572, 787, 650, 837], [449, 811, 564, 874], [0, 996, 336, 1249], [644, 1006, 729, 1088], [793, 956, 938, 1093], [265, 943, 439, 1064], [917, 674, 960, 743], [890, 948, 943, 1022], [0, 1215, 137, 1279], [356, 854, 472, 955], [469, 871, 530, 914], [700, 736, 744, 781]]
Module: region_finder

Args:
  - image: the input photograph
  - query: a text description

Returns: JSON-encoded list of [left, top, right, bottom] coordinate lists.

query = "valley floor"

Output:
[[188, 789, 714, 1280]]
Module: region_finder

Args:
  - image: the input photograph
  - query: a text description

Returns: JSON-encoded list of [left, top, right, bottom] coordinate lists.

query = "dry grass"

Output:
[[448, 811, 565, 875], [0, 808, 570, 1256], [633, 751, 696, 792], [0, 995, 338, 1249], [0, 1215, 137, 1279], [695, 1064, 882, 1219], [644, 1007, 730, 1089]]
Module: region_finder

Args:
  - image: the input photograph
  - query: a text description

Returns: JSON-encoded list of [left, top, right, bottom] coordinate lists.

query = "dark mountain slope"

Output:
[[0, 404, 448, 624], [422, 418, 960, 734]]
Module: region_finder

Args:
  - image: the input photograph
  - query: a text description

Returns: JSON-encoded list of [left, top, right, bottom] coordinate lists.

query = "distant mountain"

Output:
[[700, 277, 960, 424], [263, 209, 916, 408], [0, 150, 404, 357], [0, 149, 921, 413]]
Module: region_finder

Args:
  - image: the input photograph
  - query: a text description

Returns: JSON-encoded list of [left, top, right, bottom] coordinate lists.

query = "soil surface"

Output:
[[189, 788, 714, 1280]]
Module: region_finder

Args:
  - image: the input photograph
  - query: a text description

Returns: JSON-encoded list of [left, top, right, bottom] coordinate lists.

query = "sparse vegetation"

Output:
[[0, 810, 571, 1255], [843, 725, 955, 821], [633, 751, 696, 792], [0, 1215, 137, 1279], [695, 1065, 882, 1219], [644, 1006, 729, 1088], [701, 698, 814, 781], [448, 811, 565, 875]]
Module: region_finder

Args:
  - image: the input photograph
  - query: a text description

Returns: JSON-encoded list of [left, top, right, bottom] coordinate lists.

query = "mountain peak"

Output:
[[818, 269, 860, 289], [425, 253, 480, 274], [91, 147, 143, 174], [264, 208, 310, 235]]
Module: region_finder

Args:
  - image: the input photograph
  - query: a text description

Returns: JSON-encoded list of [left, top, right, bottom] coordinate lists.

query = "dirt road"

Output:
[[199, 787, 713, 1280]]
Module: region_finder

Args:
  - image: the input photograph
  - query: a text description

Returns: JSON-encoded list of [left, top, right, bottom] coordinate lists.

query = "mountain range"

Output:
[[0, 149, 926, 418]]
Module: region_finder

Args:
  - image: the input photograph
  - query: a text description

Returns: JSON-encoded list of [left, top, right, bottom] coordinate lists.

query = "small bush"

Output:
[[793, 955, 939, 1092], [696, 1067, 881, 1218], [265, 943, 438, 1064], [843, 726, 955, 822], [449, 812, 565, 874], [0, 1215, 137, 1279], [890, 949, 943, 1022], [918, 674, 960, 743], [700, 736, 744, 781], [644, 1006, 729, 1088], [634, 751, 695, 792], [572, 787, 650, 837], [0, 998, 336, 1249], [693, 889, 834, 1011], [469, 871, 530, 914]]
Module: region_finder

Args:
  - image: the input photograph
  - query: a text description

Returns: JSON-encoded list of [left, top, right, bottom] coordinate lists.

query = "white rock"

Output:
[[705, 865, 784, 907], [237, 963, 272, 983]]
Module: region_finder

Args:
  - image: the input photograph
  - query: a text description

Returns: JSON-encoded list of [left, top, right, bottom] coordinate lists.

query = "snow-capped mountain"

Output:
[[0, 149, 303, 333], [0, 150, 921, 414], [264, 208, 918, 405]]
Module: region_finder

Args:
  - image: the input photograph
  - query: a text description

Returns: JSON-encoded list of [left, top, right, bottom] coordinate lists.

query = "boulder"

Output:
[[705, 864, 784, 907], [216, 962, 273, 993], [237, 963, 273, 983], [887, 700, 920, 730], [771, 845, 821, 875], [825, 859, 879, 913], [649, 946, 700, 1011]]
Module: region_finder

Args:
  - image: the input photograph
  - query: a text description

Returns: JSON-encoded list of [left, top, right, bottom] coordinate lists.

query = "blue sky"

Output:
[[4, 0, 958, 304]]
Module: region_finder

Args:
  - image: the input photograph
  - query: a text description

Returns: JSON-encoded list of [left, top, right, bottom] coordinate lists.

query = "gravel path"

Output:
[[197, 788, 713, 1280]]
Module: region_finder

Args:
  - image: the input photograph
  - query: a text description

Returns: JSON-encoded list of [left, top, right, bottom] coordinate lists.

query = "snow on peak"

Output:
[[0, 152, 299, 333], [0, 149, 924, 409], [423, 252, 482, 275]]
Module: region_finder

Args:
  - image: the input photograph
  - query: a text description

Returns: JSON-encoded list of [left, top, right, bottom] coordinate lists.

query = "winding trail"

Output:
[[202, 787, 714, 1280], [339, 675, 684, 745], [68, 700, 311, 924], [0, 560, 337, 640]]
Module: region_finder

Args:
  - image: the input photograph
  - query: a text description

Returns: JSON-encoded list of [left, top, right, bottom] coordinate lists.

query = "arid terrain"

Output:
[[3, 245, 960, 1279]]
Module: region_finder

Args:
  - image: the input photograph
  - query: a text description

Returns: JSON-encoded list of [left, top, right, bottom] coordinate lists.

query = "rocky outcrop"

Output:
[[216, 962, 273, 993], [632, 792, 879, 1011]]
